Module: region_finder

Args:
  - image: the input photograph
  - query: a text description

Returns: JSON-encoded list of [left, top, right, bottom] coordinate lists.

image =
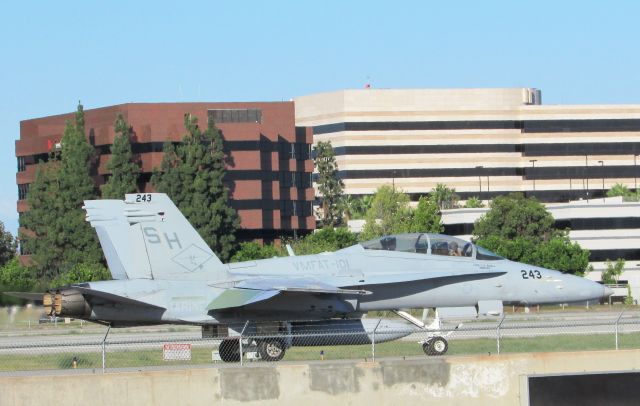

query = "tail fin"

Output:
[[84, 193, 227, 281], [83, 199, 136, 279]]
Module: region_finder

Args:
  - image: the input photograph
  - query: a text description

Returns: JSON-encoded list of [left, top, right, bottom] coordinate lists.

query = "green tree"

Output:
[[50, 262, 111, 287], [0, 258, 36, 292], [19, 160, 63, 277], [231, 241, 283, 262], [607, 183, 639, 202], [360, 185, 412, 240], [20, 102, 103, 278], [55, 102, 103, 270], [338, 195, 358, 222], [533, 237, 591, 275], [430, 184, 460, 210], [409, 196, 443, 233], [464, 196, 484, 208], [0, 221, 16, 268], [314, 141, 344, 227], [474, 193, 558, 242], [152, 113, 240, 262], [359, 195, 374, 216], [102, 114, 140, 198], [601, 259, 625, 284], [607, 183, 632, 198], [473, 193, 590, 275], [289, 227, 358, 255]]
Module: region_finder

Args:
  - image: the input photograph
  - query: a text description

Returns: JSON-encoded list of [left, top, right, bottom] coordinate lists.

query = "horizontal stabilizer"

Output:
[[71, 286, 166, 309], [207, 289, 280, 311], [2, 292, 45, 302]]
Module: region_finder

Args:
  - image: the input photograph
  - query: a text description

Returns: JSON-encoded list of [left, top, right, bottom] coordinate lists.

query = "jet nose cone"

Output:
[[603, 286, 614, 298]]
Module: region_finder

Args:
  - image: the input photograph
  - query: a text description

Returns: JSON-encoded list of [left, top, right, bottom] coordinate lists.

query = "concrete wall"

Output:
[[3, 350, 640, 406]]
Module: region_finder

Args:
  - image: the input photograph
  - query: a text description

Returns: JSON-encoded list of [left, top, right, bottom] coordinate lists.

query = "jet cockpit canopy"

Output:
[[359, 233, 503, 260]]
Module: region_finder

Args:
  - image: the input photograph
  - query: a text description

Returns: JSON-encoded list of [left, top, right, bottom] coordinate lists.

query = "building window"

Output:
[[17, 157, 25, 172], [208, 109, 262, 124], [18, 184, 30, 200]]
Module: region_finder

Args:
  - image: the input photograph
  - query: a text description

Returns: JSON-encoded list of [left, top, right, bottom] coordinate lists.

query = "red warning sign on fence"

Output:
[[163, 343, 192, 361]]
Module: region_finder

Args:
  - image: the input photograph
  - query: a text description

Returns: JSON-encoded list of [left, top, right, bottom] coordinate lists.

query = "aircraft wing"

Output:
[[206, 271, 505, 311], [206, 277, 369, 311], [235, 277, 370, 295]]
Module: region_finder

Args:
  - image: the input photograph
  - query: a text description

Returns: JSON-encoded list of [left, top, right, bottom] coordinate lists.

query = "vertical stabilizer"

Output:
[[84, 200, 144, 279], [84, 193, 228, 281]]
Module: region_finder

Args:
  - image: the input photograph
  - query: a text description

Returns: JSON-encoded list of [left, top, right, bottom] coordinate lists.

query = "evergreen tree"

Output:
[[152, 113, 240, 262], [102, 114, 140, 198], [20, 158, 63, 277], [55, 102, 103, 268], [314, 141, 344, 227], [20, 103, 103, 278]]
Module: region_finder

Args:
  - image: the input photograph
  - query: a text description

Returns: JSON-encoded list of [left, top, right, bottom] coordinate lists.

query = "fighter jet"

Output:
[[11, 193, 612, 362]]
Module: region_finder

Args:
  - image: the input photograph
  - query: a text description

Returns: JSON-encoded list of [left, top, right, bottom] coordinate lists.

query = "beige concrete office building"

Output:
[[295, 88, 640, 202]]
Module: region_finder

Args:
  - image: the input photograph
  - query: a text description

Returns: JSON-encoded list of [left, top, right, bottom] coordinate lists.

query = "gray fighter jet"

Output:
[[14, 193, 612, 361]]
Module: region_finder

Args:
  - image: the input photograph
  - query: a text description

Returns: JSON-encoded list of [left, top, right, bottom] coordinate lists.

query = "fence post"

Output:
[[371, 319, 382, 362], [496, 313, 506, 355], [239, 321, 249, 366], [615, 309, 625, 350], [102, 325, 111, 373]]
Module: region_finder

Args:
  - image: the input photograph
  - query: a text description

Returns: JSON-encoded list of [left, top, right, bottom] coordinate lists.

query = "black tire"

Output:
[[422, 341, 432, 356], [428, 336, 448, 356], [258, 339, 286, 362], [219, 339, 240, 362]]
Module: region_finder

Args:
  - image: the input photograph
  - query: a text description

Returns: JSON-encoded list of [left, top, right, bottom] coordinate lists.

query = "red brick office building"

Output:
[[16, 102, 315, 244]]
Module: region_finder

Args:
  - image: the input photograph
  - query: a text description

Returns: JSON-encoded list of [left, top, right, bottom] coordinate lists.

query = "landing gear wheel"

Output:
[[219, 339, 240, 362], [258, 339, 286, 362], [423, 336, 448, 356]]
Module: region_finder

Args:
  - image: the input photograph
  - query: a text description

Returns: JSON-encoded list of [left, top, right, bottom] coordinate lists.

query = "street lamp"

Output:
[[585, 155, 589, 202], [475, 166, 483, 195], [634, 154, 639, 193], [598, 160, 604, 201], [529, 160, 537, 192]]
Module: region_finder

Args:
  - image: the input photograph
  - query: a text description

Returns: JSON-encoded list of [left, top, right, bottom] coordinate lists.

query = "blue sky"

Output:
[[1, 1, 640, 235]]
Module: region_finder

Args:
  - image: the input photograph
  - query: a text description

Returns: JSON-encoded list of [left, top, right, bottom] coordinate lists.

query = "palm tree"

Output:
[[430, 184, 460, 210], [359, 195, 374, 217], [338, 195, 358, 222]]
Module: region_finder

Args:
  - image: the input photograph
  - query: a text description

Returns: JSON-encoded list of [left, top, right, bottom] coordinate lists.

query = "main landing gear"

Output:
[[422, 336, 448, 356], [257, 339, 286, 362]]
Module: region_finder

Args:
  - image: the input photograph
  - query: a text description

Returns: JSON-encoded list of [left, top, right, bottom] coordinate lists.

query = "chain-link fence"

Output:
[[2, 309, 640, 374]]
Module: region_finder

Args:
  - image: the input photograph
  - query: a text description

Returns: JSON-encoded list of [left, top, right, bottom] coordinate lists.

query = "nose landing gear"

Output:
[[422, 336, 448, 356]]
